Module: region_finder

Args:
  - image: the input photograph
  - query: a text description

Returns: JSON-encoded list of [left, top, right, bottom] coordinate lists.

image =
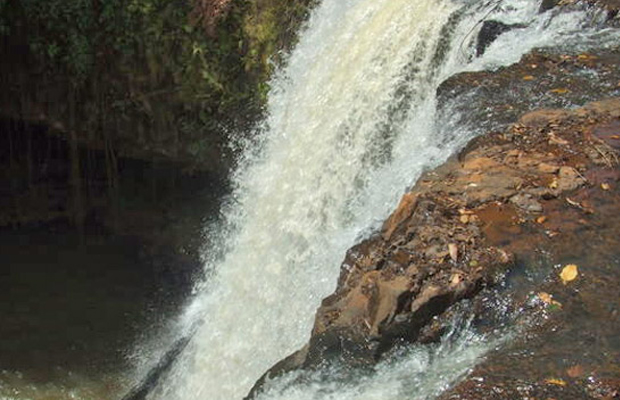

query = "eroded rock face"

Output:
[[437, 46, 620, 136], [247, 97, 620, 399], [306, 195, 513, 368], [435, 99, 620, 400], [476, 21, 524, 57]]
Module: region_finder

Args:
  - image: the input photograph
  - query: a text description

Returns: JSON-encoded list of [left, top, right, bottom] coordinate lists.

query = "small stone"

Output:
[[556, 166, 586, 191], [510, 193, 543, 213], [538, 163, 560, 174]]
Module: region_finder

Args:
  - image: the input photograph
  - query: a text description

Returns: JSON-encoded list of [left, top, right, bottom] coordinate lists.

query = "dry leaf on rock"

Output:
[[560, 264, 579, 284], [448, 243, 458, 262], [566, 365, 584, 378], [548, 132, 569, 145], [538, 292, 562, 308], [566, 197, 582, 208], [549, 179, 559, 189]]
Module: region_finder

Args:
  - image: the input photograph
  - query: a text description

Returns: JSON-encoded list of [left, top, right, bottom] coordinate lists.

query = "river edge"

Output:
[[247, 37, 620, 400]]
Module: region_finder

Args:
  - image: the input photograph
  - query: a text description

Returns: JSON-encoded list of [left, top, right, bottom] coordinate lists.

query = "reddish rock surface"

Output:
[[247, 97, 620, 399], [435, 100, 620, 399]]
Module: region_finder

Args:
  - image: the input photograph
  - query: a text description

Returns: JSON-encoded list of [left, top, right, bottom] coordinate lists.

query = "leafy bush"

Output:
[[0, 0, 314, 168]]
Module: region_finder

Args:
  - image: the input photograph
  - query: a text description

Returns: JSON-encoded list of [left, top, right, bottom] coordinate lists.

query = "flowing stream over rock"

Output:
[[144, 1, 619, 399]]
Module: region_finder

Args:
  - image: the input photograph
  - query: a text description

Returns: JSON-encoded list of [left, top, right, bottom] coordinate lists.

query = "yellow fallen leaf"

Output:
[[560, 264, 579, 284], [601, 183, 610, 191], [460, 215, 470, 224], [538, 292, 562, 307], [538, 292, 552, 303], [550, 88, 570, 94], [523, 75, 535, 81], [545, 378, 567, 386], [549, 179, 559, 189]]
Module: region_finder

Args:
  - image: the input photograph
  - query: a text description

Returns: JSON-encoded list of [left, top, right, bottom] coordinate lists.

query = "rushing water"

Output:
[[140, 1, 620, 400]]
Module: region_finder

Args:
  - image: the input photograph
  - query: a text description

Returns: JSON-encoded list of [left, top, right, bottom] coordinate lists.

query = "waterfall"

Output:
[[146, 0, 619, 399]]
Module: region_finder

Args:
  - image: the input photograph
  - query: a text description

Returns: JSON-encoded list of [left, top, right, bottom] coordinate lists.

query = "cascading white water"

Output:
[[148, 1, 620, 399]]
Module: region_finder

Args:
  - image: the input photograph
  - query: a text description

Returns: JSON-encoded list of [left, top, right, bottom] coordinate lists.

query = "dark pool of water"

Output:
[[0, 225, 200, 399]]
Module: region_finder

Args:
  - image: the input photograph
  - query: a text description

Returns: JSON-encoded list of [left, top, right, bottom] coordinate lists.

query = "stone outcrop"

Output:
[[247, 97, 620, 398], [438, 46, 620, 139], [435, 99, 620, 400], [476, 21, 524, 57]]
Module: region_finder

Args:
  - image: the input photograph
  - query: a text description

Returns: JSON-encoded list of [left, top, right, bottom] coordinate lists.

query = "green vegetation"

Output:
[[0, 0, 315, 170]]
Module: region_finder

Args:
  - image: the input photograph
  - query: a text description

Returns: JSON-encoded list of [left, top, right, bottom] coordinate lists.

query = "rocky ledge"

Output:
[[247, 97, 620, 398]]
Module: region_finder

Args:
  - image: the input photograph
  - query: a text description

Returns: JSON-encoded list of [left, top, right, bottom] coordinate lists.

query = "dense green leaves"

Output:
[[0, 0, 313, 168]]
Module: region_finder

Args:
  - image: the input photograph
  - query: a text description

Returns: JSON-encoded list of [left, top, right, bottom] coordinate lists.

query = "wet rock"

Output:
[[248, 96, 620, 399], [510, 193, 543, 212], [556, 166, 587, 192], [437, 44, 620, 136], [519, 109, 571, 127], [476, 21, 524, 57], [476, 21, 510, 56], [382, 192, 418, 240], [540, 0, 560, 12], [244, 346, 309, 399], [594, 0, 620, 22], [432, 100, 620, 400]]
